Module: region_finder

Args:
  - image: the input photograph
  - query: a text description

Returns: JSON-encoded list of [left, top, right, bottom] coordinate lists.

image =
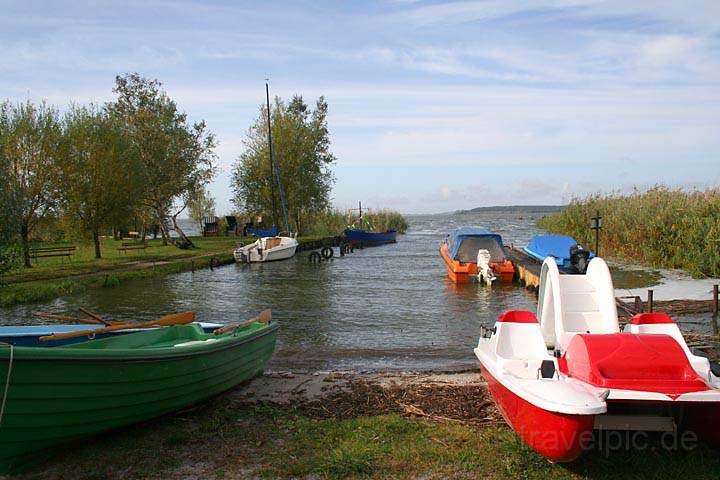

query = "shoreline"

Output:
[[0, 235, 340, 308], [12, 369, 720, 480]]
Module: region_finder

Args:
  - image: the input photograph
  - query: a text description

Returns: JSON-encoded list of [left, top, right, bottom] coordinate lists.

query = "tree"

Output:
[[0, 140, 20, 281], [188, 186, 216, 232], [232, 95, 335, 234], [58, 105, 138, 258], [107, 73, 217, 247], [0, 101, 62, 267]]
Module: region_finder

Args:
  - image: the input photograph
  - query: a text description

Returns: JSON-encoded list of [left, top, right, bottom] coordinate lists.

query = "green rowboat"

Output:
[[0, 320, 278, 472]]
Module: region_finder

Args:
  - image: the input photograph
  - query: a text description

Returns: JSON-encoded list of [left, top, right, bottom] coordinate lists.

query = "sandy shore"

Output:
[[232, 369, 486, 404]]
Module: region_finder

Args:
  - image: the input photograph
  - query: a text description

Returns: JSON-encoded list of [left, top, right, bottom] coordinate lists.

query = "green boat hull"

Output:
[[0, 322, 278, 472]]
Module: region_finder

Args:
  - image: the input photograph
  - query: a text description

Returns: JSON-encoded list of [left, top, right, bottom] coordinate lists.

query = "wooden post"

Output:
[[647, 289, 654, 313], [634, 296, 642, 314], [713, 284, 719, 336], [191, 260, 194, 273], [590, 211, 602, 256]]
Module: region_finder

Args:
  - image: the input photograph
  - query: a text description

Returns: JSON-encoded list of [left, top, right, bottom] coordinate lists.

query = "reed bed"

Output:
[[301, 208, 409, 237], [537, 187, 720, 278]]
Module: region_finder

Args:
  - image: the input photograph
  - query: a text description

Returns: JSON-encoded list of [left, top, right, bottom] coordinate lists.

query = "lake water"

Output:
[[1, 208, 557, 372]]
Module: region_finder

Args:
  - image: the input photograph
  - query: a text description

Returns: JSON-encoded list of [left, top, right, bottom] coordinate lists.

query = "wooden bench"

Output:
[[117, 242, 147, 254], [121, 241, 147, 247], [29, 246, 76, 263]]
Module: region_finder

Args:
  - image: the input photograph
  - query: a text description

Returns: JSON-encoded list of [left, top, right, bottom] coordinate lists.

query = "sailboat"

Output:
[[234, 83, 298, 263], [343, 201, 398, 246]]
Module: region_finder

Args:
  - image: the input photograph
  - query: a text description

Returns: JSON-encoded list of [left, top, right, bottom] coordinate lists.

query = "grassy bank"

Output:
[[3, 237, 243, 284], [0, 253, 236, 308], [0, 235, 330, 308], [14, 395, 720, 479], [537, 187, 720, 278]]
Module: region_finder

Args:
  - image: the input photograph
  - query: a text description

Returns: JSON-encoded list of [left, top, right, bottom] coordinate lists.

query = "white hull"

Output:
[[233, 236, 298, 263]]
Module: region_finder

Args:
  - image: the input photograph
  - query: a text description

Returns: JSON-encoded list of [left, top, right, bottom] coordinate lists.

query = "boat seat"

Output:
[[558, 333, 710, 395], [495, 311, 551, 361], [539, 259, 619, 351], [265, 237, 282, 249], [624, 313, 711, 379]]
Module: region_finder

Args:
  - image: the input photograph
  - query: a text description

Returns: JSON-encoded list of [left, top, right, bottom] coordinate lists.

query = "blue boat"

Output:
[[524, 235, 594, 271], [344, 228, 397, 245], [0, 322, 222, 347], [247, 224, 278, 237]]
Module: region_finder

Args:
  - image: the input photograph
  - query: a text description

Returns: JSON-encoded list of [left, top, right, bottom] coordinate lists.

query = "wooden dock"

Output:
[[296, 236, 343, 252], [505, 245, 720, 320], [505, 246, 542, 290]]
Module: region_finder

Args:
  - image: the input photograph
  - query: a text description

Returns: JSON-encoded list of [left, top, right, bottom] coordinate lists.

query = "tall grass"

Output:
[[301, 209, 409, 237], [537, 186, 720, 278]]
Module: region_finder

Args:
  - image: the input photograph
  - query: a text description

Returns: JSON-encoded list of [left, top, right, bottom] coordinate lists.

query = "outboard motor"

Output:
[[477, 249, 496, 286], [568, 244, 590, 274]]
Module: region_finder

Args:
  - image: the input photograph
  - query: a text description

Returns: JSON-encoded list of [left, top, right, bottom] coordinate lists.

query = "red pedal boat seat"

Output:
[[630, 312, 675, 325], [558, 333, 709, 395]]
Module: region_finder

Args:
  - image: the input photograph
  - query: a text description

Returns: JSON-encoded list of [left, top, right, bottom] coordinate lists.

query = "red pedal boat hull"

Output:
[[480, 365, 595, 462]]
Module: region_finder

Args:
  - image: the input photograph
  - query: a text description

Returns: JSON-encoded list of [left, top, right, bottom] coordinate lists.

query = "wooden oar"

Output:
[[33, 310, 123, 326], [39, 311, 195, 342], [79, 307, 113, 326], [213, 309, 272, 335], [33, 312, 99, 325]]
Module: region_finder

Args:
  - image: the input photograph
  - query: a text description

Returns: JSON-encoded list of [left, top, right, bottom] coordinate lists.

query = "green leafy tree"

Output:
[[188, 186, 216, 232], [232, 95, 335, 235], [0, 140, 20, 281], [59, 105, 139, 258], [107, 73, 217, 247], [0, 100, 62, 267]]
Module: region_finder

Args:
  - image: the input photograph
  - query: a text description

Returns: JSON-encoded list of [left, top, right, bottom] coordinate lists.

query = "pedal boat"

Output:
[[233, 235, 298, 263], [474, 257, 720, 462], [440, 227, 514, 284]]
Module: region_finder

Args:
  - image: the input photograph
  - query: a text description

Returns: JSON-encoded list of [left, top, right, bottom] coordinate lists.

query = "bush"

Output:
[[300, 208, 409, 237], [0, 245, 19, 285], [537, 186, 720, 278]]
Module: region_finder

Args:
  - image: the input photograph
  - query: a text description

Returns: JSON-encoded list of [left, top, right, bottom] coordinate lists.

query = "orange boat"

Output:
[[440, 227, 515, 284]]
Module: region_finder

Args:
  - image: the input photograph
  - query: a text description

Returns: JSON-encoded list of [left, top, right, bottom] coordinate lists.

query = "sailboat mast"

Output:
[[265, 83, 278, 230], [265, 82, 292, 235]]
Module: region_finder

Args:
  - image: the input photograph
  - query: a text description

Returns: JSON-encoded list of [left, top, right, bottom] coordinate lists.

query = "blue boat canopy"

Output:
[[524, 234, 594, 266], [247, 224, 278, 237], [447, 227, 505, 263]]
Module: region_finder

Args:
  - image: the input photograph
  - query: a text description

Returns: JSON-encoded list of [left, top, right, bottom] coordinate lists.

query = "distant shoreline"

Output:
[[454, 205, 564, 214]]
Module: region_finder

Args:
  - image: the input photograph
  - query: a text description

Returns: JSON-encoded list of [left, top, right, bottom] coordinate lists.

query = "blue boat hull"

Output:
[[344, 228, 397, 245]]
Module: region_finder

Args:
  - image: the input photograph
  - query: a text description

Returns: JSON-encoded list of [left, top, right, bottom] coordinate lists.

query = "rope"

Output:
[[0, 342, 14, 427]]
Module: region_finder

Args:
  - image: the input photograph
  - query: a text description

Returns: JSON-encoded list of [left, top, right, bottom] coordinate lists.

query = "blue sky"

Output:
[[2, 0, 719, 213]]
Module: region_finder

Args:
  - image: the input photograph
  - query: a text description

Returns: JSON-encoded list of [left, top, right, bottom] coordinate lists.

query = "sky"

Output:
[[2, 0, 719, 214]]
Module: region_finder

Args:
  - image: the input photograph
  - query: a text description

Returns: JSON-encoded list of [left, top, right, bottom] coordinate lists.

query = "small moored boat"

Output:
[[0, 312, 278, 472], [343, 201, 398, 246], [475, 257, 720, 462], [524, 234, 594, 273], [343, 228, 397, 246], [440, 227, 514, 284], [233, 236, 298, 263]]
